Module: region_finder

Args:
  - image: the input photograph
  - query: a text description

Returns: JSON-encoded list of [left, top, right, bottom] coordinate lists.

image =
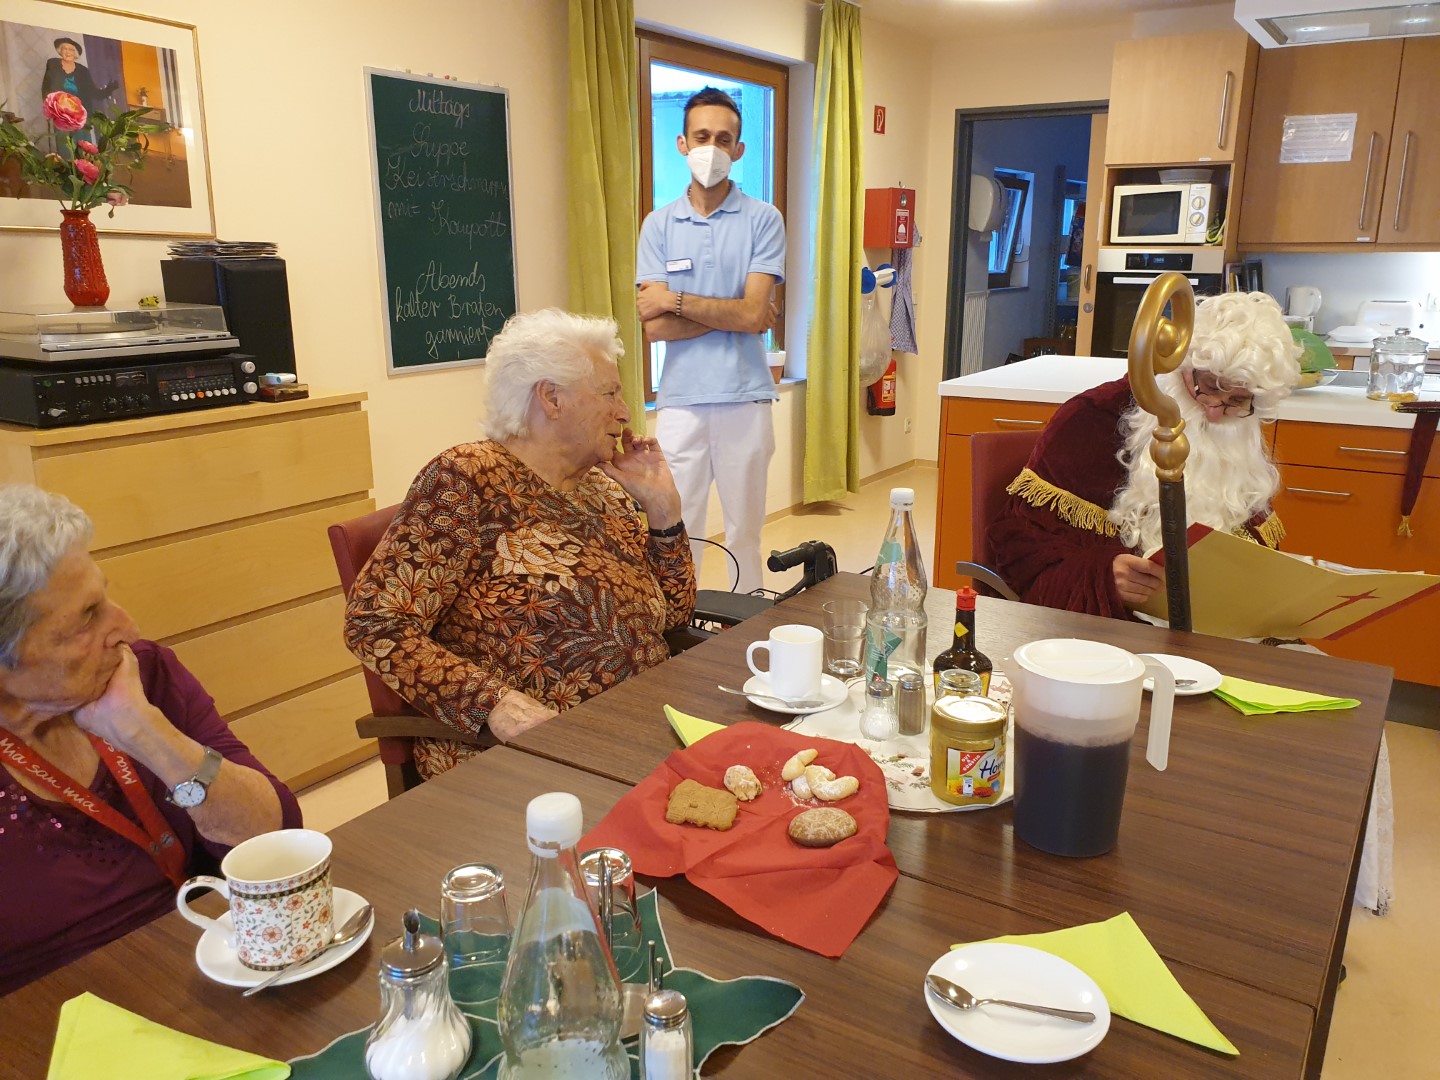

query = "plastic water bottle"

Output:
[[866, 487, 928, 686], [496, 793, 629, 1079]]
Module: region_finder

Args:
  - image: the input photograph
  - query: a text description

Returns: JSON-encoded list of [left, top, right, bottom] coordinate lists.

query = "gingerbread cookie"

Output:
[[665, 778, 738, 831], [788, 807, 858, 847]]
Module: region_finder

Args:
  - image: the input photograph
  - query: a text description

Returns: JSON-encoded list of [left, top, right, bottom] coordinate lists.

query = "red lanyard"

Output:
[[0, 725, 187, 888]]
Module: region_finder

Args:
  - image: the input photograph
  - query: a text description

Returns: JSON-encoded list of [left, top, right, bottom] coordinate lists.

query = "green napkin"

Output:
[[1214, 675, 1360, 716], [665, 704, 725, 746], [956, 912, 1237, 1056], [291, 889, 803, 1079], [49, 992, 289, 1080]]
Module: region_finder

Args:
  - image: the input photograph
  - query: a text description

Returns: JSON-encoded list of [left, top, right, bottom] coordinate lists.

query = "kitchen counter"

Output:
[[939, 355, 1437, 429]]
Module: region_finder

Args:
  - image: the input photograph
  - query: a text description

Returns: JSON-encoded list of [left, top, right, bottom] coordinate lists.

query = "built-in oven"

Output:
[[1091, 248, 1227, 359]]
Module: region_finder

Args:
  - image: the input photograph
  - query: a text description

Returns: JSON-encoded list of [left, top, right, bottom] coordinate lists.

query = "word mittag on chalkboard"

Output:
[[365, 69, 518, 374]]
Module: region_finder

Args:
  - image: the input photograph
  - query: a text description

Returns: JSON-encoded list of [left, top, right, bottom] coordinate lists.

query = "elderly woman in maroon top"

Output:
[[0, 485, 301, 995]]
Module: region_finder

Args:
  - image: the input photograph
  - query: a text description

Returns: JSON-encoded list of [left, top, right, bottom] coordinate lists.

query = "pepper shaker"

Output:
[[896, 671, 928, 736], [640, 989, 693, 1080]]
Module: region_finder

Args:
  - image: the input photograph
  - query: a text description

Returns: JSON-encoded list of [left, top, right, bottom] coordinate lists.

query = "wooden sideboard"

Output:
[[0, 392, 377, 789], [936, 385, 1438, 685]]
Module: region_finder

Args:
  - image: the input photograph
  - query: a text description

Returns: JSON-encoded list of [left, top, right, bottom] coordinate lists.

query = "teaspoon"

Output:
[[716, 684, 825, 709], [925, 973, 1096, 1023]]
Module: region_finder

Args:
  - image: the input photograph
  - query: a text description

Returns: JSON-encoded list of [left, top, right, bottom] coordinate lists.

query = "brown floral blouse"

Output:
[[344, 441, 696, 777]]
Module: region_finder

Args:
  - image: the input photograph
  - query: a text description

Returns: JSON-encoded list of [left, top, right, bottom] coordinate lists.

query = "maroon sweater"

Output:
[[0, 641, 302, 995]]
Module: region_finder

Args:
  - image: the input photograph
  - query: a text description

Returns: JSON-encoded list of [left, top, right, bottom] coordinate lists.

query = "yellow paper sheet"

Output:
[[49, 992, 289, 1080], [1214, 675, 1360, 716], [1137, 527, 1440, 640], [959, 912, 1238, 1056], [664, 705, 724, 746]]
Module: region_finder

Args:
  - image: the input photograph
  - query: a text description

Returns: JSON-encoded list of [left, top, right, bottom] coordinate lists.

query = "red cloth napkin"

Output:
[[581, 721, 897, 957]]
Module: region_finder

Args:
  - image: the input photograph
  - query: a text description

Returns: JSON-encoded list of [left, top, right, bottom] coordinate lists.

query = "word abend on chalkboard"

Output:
[[365, 68, 518, 375]]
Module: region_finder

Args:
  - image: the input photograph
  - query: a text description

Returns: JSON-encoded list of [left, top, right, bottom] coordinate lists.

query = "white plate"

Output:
[[925, 943, 1110, 1064], [195, 887, 373, 988], [1140, 653, 1223, 696], [741, 672, 849, 715]]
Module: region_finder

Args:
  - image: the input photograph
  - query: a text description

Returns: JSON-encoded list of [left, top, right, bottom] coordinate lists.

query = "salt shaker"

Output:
[[859, 673, 898, 740], [640, 989, 693, 1080], [364, 909, 472, 1080]]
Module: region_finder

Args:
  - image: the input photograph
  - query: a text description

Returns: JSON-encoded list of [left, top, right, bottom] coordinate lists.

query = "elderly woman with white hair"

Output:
[[345, 309, 696, 779], [988, 291, 1303, 618], [0, 485, 301, 994]]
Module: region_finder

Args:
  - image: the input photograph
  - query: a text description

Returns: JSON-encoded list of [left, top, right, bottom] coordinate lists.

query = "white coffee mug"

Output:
[[746, 624, 823, 700], [177, 828, 333, 971]]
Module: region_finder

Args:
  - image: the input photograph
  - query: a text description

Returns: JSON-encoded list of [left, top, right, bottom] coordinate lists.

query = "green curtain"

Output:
[[567, 0, 644, 419], [804, 0, 864, 503]]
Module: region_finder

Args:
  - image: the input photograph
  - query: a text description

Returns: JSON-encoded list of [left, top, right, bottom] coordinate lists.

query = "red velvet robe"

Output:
[[986, 377, 1281, 620]]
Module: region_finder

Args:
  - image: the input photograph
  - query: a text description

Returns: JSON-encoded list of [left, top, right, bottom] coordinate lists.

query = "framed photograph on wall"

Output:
[[0, 0, 214, 236]]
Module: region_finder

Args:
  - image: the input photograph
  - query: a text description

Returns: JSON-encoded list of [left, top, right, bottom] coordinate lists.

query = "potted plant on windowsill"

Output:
[[0, 92, 169, 306]]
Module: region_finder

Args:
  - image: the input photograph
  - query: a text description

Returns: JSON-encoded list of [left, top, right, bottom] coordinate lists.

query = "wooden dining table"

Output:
[[5, 575, 1387, 1078]]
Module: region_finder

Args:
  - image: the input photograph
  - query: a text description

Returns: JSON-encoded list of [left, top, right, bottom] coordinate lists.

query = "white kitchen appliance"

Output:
[[1285, 285, 1323, 331], [1110, 183, 1215, 246], [1235, 0, 1440, 48]]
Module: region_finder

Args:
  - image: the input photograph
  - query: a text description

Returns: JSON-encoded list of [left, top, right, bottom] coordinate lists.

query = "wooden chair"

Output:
[[958, 429, 1043, 601], [327, 503, 491, 799]]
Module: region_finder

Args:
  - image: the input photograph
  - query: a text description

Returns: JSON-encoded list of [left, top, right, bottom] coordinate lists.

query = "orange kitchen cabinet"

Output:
[[934, 397, 1059, 590]]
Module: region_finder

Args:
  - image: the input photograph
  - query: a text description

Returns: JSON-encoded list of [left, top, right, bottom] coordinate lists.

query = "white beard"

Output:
[[1109, 372, 1280, 554]]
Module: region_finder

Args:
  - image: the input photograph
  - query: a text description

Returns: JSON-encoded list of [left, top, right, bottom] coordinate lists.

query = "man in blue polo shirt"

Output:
[[636, 87, 786, 594]]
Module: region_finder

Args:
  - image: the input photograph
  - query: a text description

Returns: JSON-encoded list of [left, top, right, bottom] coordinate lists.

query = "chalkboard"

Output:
[[365, 69, 518, 375]]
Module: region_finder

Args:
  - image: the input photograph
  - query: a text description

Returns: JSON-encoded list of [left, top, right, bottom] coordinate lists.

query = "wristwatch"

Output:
[[168, 748, 223, 808]]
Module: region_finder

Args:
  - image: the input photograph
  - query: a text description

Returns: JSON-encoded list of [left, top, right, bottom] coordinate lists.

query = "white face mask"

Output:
[[686, 144, 732, 189]]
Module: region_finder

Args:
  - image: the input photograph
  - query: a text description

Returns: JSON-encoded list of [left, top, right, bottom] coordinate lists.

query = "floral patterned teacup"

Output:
[[177, 828, 334, 971]]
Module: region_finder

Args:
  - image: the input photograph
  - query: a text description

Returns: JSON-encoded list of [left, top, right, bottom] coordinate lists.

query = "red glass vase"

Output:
[[58, 208, 110, 307]]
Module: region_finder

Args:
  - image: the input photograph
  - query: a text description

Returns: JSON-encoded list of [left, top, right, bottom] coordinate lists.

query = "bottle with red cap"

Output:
[[931, 586, 992, 697]]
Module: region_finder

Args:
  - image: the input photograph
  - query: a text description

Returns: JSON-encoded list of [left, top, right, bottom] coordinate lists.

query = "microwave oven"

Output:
[[1110, 183, 1215, 245]]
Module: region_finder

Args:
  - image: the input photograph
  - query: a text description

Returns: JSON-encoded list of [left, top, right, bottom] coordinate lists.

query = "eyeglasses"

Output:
[[1189, 370, 1254, 417]]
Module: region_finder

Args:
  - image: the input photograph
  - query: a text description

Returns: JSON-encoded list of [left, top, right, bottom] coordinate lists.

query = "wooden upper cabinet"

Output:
[[1376, 38, 1440, 245], [1105, 31, 1257, 166], [1239, 40, 1402, 246]]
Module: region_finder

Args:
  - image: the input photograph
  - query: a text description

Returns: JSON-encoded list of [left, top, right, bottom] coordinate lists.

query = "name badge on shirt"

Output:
[[666, 258, 694, 273]]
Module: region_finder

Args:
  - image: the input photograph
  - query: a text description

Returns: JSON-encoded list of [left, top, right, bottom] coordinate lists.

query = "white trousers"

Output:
[[656, 401, 775, 594]]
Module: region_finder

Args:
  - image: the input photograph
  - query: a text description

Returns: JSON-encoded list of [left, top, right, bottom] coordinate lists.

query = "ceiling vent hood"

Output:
[[1235, 0, 1440, 46]]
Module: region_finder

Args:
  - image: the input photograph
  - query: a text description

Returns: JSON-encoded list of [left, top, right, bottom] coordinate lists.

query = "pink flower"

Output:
[[43, 92, 86, 131], [75, 140, 98, 155], [105, 190, 129, 207], [73, 159, 99, 184]]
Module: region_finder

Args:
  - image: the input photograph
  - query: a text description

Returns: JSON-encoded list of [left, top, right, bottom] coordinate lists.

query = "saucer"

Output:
[[925, 943, 1110, 1064], [742, 672, 849, 715], [195, 886, 372, 988], [1140, 653, 1223, 696]]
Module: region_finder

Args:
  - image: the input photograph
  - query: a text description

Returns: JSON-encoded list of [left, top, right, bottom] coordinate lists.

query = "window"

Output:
[[637, 31, 789, 401], [987, 169, 1032, 289]]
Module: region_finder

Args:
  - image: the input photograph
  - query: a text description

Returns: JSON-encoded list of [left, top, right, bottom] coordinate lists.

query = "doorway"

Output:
[[944, 104, 1105, 380]]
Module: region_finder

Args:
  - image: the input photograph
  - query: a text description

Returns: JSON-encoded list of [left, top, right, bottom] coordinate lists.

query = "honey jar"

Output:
[[929, 693, 1007, 806]]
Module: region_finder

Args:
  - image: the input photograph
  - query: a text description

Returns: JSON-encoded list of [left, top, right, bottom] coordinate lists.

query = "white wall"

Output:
[[1257, 252, 1440, 336]]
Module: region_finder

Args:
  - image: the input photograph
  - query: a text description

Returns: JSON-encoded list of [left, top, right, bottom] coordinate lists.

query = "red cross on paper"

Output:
[[1297, 590, 1381, 629]]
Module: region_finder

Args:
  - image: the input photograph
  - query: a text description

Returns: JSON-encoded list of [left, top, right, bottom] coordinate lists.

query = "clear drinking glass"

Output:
[[821, 599, 868, 678], [936, 668, 983, 702], [579, 848, 644, 983], [441, 863, 510, 967]]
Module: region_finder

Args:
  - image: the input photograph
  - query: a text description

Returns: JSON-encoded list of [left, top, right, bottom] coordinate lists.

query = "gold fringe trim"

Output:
[[1257, 513, 1286, 549], [1005, 468, 1118, 538], [1398, 515, 1413, 538]]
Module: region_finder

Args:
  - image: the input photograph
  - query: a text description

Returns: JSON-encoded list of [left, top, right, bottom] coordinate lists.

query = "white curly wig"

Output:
[[1183, 291, 1302, 410]]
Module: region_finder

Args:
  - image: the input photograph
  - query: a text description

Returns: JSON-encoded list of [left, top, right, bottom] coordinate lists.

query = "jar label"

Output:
[[945, 742, 1004, 802]]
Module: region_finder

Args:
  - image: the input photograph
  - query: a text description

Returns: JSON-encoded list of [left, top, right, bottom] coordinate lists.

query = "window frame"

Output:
[[637, 30, 790, 402]]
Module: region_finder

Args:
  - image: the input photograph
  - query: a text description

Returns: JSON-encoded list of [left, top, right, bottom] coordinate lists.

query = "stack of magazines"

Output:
[[166, 240, 278, 260]]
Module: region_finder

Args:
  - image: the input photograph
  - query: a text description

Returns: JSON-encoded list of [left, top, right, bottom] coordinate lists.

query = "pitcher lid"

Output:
[[1013, 639, 1144, 683]]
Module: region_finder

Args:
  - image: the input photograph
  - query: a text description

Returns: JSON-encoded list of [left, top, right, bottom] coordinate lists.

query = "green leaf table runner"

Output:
[[290, 889, 803, 1079]]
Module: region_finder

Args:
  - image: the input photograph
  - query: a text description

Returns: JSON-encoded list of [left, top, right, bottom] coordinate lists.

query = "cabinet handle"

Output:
[[1338, 445, 1406, 457], [1392, 131, 1413, 232], [1284, 486, 1353, 498], [1216, 71, 1234, 150], [993, 418, 1046, 427], [1358, 132, 1379, 230], [1083, 264, 1092, 292]]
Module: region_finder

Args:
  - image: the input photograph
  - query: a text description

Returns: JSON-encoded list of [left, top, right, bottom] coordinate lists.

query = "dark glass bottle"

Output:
[[932, 586, 992, 697]]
